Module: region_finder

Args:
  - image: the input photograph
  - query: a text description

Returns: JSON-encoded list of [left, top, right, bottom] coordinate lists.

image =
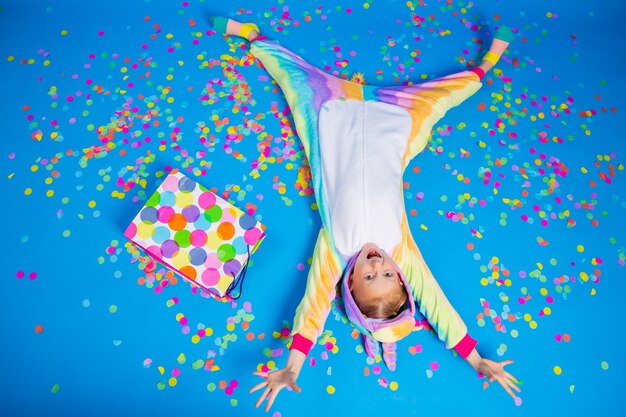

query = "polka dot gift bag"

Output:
[[124, 169, 266, 299]]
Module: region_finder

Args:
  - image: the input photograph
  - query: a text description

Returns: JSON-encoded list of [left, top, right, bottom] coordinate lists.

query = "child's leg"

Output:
[[210, 16, 260, 41], [471, 26, 514, 79]]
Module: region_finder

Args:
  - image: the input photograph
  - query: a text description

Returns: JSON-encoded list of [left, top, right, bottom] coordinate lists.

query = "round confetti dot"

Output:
[[514, 396, 522, 406], [82, 299, 90, 308], [201, 268, 220, 287], [109, 305, 118, 313], [161, 240, 180, 258], [204, 204, 223, 222], [244, 227, 263, 245], [174, 230, 191, 248], [189, 248, 207, 265], [217, 243, 236, 262], [239, 214, 257, 230], [182, 205, 200, 222], [146, 192, 160, 207], [576, 245, 584, 252], [171, 250, 190, 269], [553, 366, 562, 375], [217, 222, 235, 240], [125, 222, 137, 239], [152, 226, 171, 244], [326, 385, 335, 394], [601, 361, 609, 370], [232, 236, 248, 254], [389, 381, 398, 391], [198, 192, 216, 209], [224, 259, 241, 277], [159, 191, 176, 207], [179, 265, 198, 279], [51, 384, 60, 394], [140, 207, 158, 224], [136, 222, 155, 239], [168, 213, 187, 231], [190, 230, 207, 247], [178, 176, 196, 192], [35, 324, 44, 334], [175, 191, 194, 208]]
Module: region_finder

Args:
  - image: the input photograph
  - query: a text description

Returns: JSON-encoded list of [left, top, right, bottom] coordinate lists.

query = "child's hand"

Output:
[[249, 369, 302, 412], [476, 359, 521, 400]]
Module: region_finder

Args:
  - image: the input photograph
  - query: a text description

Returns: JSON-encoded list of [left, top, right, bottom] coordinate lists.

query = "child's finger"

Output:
[[507, 379, 522, 393], [290, 383, 302, 393], [252, 371, 269, 378], [249, 381, 268, 393], [505, 372, 519, 384], [265, 388, 281, 412], [255, 387, 271, 408], [501, 360, 514, 367], [497, 379, 516, 400]]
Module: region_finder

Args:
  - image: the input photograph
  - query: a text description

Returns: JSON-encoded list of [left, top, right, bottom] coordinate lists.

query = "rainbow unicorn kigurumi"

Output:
[[210, 16, 520, 410]]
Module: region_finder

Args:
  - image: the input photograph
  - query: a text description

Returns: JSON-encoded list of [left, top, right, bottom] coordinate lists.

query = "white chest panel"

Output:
[[318, 99, 410, 259]]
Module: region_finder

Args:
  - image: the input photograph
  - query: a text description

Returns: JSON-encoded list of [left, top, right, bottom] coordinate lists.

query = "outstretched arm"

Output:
[[393, 216, 477, 356], [394, 217, 520, 400], [251, 228, 343, 411]]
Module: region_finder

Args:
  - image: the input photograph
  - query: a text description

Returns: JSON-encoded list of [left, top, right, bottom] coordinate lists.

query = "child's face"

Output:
[[348, 242, 405, 318]]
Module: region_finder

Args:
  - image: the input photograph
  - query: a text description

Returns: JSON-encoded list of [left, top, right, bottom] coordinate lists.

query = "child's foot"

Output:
[[210, 16, 260, 41], [478, 26, 513, 73]]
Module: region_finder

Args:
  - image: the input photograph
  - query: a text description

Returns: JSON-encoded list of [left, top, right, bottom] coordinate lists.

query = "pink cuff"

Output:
[[289, 333, 314, 356], [250, 35, 268, 43], [469, 67, 485, 80], [453, 333, 477, 359]]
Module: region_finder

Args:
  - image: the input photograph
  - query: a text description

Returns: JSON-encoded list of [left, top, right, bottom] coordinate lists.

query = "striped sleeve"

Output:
[[392, 216, 477, 357], [290, 227, 344, 355]]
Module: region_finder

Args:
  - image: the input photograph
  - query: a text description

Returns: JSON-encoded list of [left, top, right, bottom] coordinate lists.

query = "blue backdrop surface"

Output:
[[1, 0, 625, 416]]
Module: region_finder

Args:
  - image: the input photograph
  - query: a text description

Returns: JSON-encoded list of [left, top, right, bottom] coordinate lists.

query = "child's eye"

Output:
[[384, 272, 394, 277], [364, 274, 374, 280]]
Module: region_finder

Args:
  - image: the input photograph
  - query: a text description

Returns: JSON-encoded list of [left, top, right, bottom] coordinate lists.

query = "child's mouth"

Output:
[[367, 249, 382, 259]]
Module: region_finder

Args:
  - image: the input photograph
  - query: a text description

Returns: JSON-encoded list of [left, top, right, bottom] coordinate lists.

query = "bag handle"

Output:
[[225, 246, 251, 300]]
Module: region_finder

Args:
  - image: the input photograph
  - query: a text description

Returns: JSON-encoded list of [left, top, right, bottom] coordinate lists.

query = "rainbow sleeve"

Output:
[[290, 228, 344, 355], [392, 216, 477, 358]]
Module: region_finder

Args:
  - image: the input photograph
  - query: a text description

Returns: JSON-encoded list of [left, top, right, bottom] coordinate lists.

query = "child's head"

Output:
[[348, 243, 408, 319]]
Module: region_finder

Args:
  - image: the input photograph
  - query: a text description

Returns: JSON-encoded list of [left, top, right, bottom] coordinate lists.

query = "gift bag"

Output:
[[124, 169, 266, 299]]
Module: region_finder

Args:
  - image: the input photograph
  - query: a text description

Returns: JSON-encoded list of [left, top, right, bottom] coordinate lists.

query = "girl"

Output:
[[211, 16, 520, 411]]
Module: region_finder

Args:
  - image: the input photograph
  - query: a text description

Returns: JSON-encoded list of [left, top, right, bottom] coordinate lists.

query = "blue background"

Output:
[[1, 0, 625, 416]]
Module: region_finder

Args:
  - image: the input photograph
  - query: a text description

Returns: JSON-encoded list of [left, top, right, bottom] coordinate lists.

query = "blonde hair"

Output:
[[354, 284, 407, 319]]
